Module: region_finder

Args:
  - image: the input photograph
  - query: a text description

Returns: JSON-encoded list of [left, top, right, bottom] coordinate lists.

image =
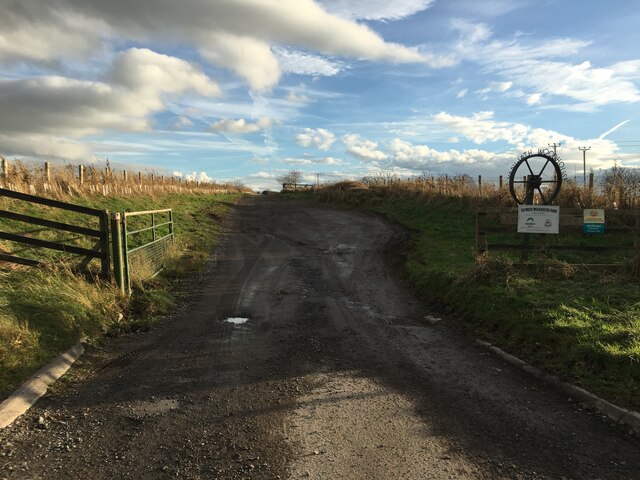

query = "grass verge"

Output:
[[0, 192, 240, 397], [317, 186, 640, 411]]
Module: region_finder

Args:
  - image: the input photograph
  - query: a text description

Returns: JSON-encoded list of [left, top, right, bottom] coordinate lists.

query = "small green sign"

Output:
[[583, 223, 605, 234]]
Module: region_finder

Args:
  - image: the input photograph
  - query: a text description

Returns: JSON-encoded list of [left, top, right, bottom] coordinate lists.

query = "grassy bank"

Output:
[[0, 192, 240, 397], [318, 183, 640, 410]]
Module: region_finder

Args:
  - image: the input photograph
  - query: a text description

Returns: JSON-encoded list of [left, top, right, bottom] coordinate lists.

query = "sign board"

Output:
[[517, 205, 560, 234], [583, 208, 605, 234]]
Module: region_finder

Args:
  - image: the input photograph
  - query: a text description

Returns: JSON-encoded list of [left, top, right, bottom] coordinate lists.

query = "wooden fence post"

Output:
[[78, 165, 84, 185], [99, 210, 111, 277], [478, 175, 482, 194], [499, 175, 503, 189], [1, 156, 7, 180], [123, 170, 127, 182], [589, 172, 594, 191], [138, 172, 142, 184], [44, 161, 51, 182], [476, 212, 487, 256]]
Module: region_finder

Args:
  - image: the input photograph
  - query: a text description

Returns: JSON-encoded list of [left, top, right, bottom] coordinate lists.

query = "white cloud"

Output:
[[173, 116, 194, 129], [285, 91, 311, 104], [0, 133, 93, 161], [111, 48, 220, 97], [0, 48, 219, 158], [389, 138, 510, 168], [185, 171, 213, 183], [477, 81, 512, 94], [319, 0, 434, 20], [0, 5, 109, 65], [296, 128, 336, 151], [343, 134, 388, 162], [0, 0, 429, 90], [281, 156, 343, 166], [433, 111, 530, 145], [456, 88, 468, 98], [274, 48, 344, 77], [452, 20, 640, 108], [432, 110, 626, 171], [526, 93, 542, 105], [209, 117, 273, 134]]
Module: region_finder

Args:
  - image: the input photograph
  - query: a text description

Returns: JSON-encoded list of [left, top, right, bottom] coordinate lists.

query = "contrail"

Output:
[[598, 119, 631, 139]]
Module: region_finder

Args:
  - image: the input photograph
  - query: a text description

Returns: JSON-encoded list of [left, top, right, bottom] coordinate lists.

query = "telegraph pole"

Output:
[[578, 146, 591, 187], [548, 142, 561, 155]]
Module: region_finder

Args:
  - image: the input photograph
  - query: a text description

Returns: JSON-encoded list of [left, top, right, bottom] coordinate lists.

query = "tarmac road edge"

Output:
[[476, 339, 640, 436], [0, 342, 85, 429]]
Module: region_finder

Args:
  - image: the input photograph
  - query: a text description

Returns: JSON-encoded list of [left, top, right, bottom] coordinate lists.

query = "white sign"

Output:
[[517, 205, 559, 234], [583, 209, 605, 224]]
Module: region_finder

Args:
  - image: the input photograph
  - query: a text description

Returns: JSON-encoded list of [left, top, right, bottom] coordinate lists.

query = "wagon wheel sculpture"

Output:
[[508, 149, 564, 205]]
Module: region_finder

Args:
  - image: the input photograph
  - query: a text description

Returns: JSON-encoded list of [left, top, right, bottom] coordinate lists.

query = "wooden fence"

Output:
[[0, 157, 243, 198], [0, 187, 110, 275], [476, 207, 640, 264]]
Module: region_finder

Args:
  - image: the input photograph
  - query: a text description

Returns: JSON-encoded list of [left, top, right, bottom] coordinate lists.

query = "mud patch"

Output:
[[127, 399, 179, 418]]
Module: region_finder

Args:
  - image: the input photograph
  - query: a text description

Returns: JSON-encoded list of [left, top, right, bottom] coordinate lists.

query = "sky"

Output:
[[1, 0, 640, 191]]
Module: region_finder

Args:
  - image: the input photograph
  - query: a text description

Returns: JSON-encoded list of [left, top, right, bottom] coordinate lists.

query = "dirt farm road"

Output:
[[1, 196, 639, 479]]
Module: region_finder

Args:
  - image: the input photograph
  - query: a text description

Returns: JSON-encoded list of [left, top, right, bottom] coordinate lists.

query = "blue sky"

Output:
[[1, 0, 640, 190]]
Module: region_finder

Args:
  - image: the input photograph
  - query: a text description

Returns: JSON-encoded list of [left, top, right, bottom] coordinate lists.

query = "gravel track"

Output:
[[1, 196, 639, 479]]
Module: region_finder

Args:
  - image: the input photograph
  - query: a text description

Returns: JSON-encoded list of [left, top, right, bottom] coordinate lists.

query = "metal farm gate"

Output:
[[0, 188, 175, 294], [111, 209, 174, 294]]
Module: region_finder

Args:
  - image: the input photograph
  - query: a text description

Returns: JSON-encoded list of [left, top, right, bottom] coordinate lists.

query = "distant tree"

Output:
[[277, 170, 303, 186], [601, 163, 640, 206]]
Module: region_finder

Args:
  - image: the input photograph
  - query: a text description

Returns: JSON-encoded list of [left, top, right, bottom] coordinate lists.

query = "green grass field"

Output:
[[320, 189, 640, 410], [0, 192, 239, 396]]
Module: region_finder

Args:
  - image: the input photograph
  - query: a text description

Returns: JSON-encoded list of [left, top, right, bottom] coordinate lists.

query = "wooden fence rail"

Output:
[[0, 187, 110, 275], [476, 207, 640, 264]]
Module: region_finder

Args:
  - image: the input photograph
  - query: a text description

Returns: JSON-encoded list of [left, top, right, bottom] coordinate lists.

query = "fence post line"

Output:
[[478, 175, 482, 194], [1, 156, 7, 180], [110, 212, 126, 294], [78, 165, 84, 185], [99, 210, 111, 277], [589, 172, 594, 191], [44, 161, 51, 182], [499, 175, 503, 189], [123, 170, 127, 182]]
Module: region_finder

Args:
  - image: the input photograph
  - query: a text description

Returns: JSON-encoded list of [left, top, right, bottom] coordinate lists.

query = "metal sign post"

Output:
[[508, 149, 566, 260]]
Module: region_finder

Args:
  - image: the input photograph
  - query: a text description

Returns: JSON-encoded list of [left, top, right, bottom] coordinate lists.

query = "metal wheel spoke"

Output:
[[524, 160, 535, 176], [538, 159, 550, 176], [536, 187, 547, 205]]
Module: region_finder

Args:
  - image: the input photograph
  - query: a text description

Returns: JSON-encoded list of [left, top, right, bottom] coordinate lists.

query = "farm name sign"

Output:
[[517, 206, 560, 234]]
